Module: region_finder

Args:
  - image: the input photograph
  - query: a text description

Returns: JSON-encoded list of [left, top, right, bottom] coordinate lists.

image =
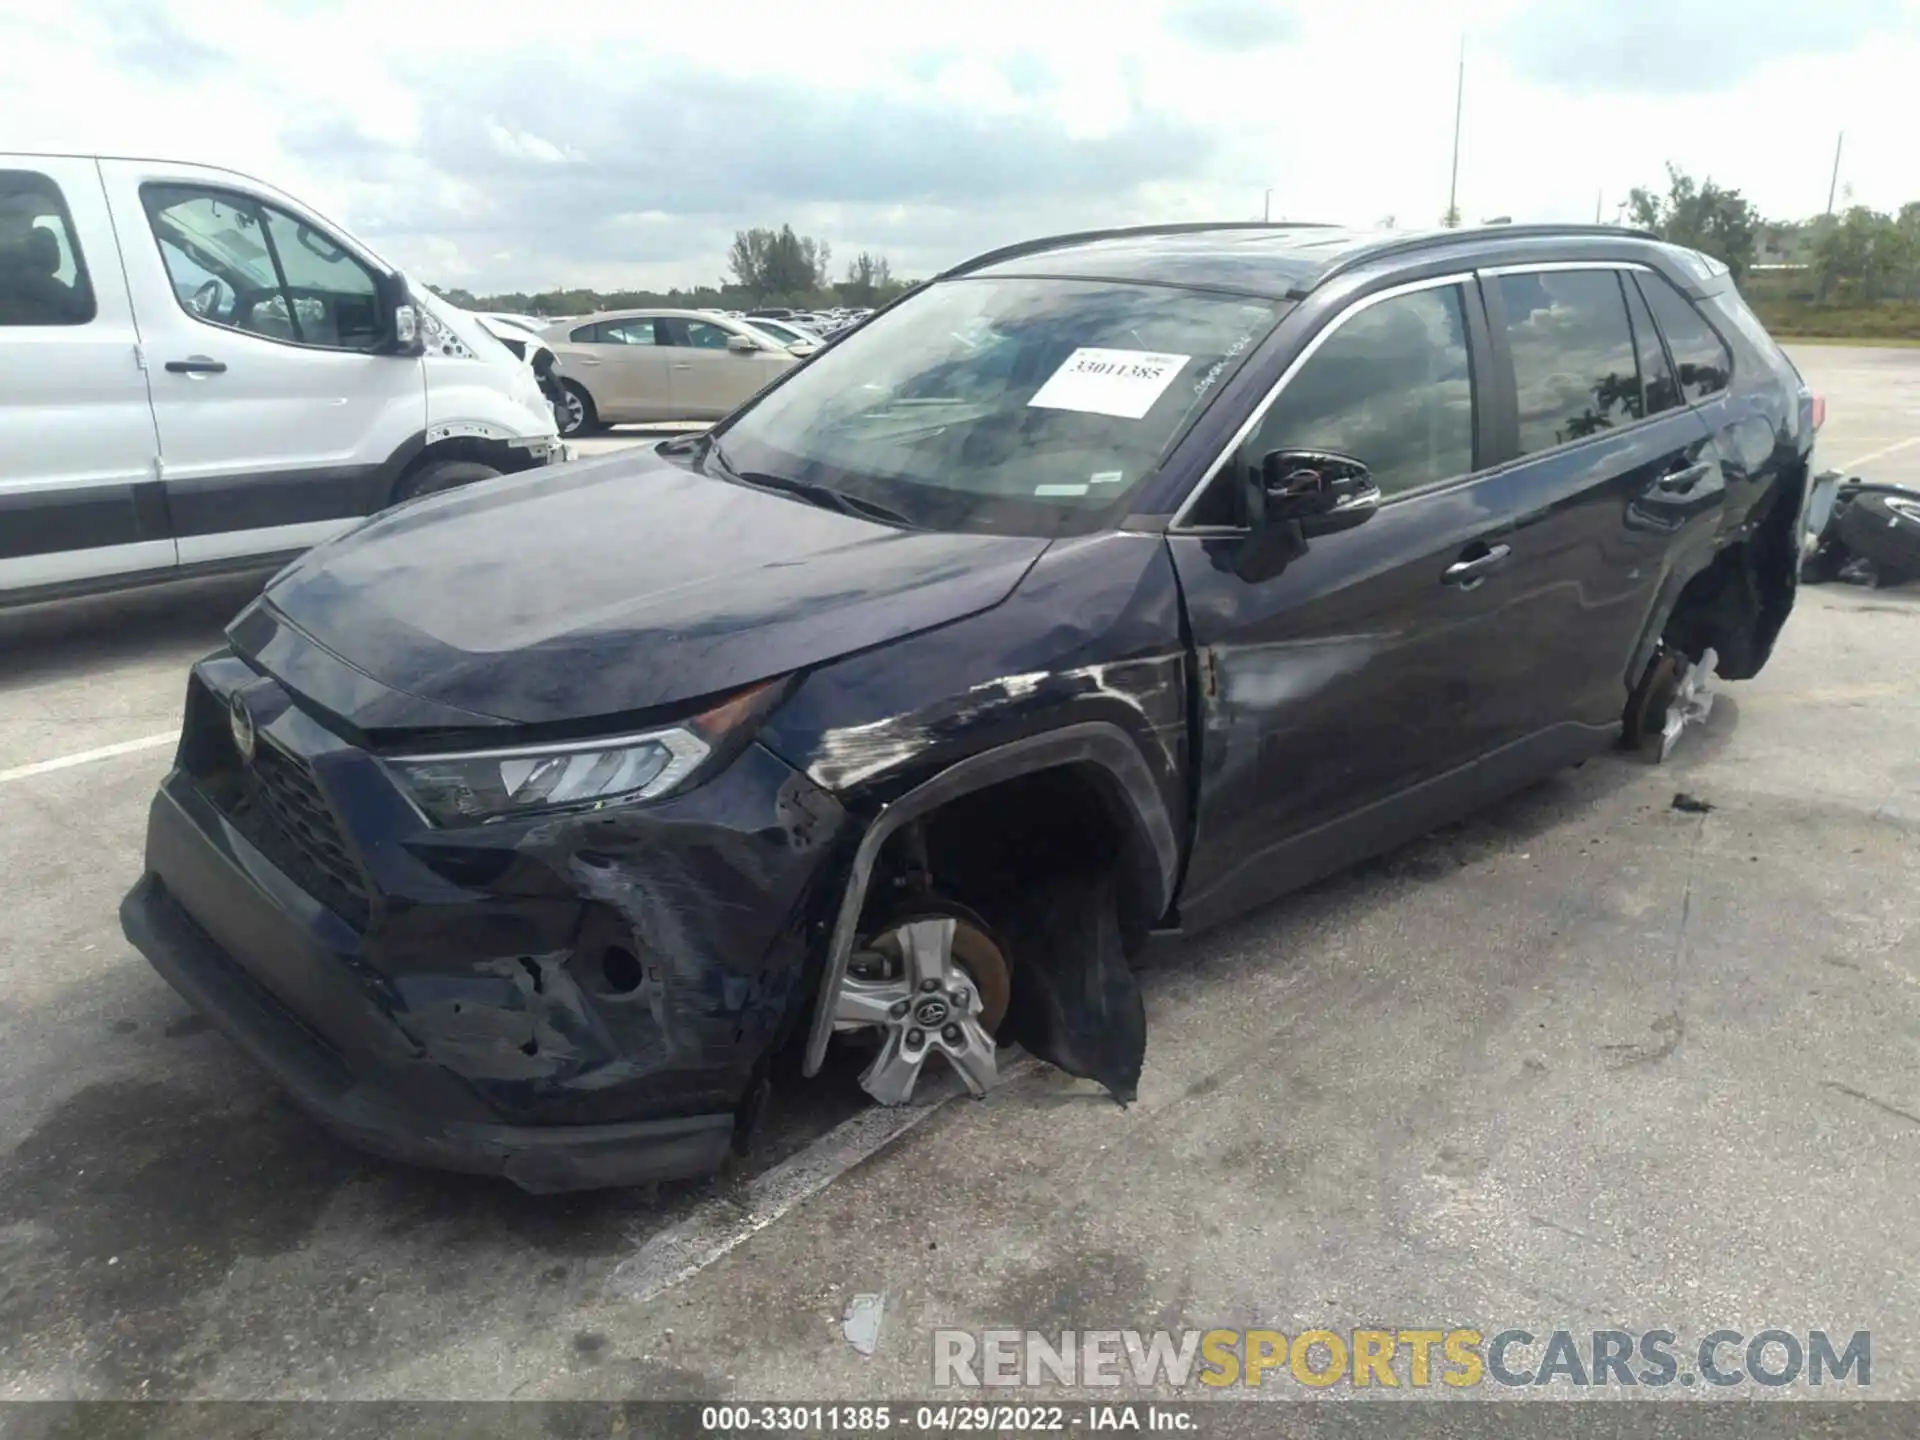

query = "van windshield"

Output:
[[709, 277, 1287, 536]]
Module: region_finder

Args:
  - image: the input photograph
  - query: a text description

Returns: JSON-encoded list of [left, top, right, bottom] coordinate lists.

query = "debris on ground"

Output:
[[843, 1292, 886, 1356], [1671, 793, 1715, 815]]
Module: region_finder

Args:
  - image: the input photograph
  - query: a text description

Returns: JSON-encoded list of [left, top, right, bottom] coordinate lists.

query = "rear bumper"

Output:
[[122, 861, 734, 1192]]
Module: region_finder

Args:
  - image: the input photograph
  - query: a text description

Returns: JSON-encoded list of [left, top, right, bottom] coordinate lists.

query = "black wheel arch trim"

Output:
[[799, 720, 1180, 1076]]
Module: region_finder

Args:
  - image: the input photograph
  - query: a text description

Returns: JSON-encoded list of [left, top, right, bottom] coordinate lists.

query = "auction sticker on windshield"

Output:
[[1028, 348, 1191, 419]]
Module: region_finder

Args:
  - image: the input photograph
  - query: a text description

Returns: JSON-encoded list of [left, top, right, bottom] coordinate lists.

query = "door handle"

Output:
[[576, 356, 601, 366], [165, 356, 226, 375], [672, 362, 693, 370], [1657, 460, 1713, 494], [1442, 543, 1511, 589]]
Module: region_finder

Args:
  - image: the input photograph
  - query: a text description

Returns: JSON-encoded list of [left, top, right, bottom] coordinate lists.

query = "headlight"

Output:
[[386, 680, 782, 826]]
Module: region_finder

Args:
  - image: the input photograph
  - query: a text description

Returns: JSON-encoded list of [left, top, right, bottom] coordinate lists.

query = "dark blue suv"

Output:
[[122, 223, 1820, 1190]]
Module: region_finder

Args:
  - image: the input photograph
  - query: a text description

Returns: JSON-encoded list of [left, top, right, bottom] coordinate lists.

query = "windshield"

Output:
[[711, 276, 1287, 536]]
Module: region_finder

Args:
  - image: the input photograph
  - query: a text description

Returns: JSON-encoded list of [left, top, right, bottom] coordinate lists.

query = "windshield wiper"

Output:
[[706, 437, 917, 528]]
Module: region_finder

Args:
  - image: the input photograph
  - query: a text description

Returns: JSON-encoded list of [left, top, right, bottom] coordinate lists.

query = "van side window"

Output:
[[0, 170, 96, 327], [1495, 270, 1641, 455], [142, 185, 384, 351], [1635, 272, 1733, 403], [1240, 285, 1475, 500]]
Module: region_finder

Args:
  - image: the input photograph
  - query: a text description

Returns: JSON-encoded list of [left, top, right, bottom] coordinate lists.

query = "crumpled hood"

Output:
[[247, 449, 1049, 729]]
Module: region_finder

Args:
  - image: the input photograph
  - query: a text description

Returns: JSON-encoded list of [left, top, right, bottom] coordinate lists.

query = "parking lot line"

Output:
[[607, 1055, 1039, 1307], [0, 732, 176, 786], [1840, 434, 1920, 470]]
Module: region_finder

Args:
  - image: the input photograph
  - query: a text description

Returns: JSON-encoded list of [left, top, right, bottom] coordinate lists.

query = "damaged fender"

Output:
[[799, 722, 1178, 1092]]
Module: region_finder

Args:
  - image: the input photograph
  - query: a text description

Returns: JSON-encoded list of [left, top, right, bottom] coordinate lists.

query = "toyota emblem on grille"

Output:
[[229, 692, 257, 762]]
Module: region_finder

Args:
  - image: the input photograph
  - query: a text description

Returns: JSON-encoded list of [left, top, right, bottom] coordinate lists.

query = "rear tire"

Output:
[[557, 381, 602, 438], [394, 457, 501, 504], [1835, 491, 1920, 586]]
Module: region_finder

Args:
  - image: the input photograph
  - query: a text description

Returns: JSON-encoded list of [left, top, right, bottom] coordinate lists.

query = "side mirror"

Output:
[[1232, 449, 1379, 583], [1250, 449, 1380, 537], [727, 333, 761, 355], [375, 272, 425, 357]]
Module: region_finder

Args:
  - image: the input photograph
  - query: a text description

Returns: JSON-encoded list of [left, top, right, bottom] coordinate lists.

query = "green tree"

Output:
[[1626, 163, 1759, 280], [728, 224, 834, 298], [838, 250, 895, 304]]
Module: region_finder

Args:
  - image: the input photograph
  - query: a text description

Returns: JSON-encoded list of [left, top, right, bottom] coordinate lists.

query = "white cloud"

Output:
[[1, 0, 1915, 293]]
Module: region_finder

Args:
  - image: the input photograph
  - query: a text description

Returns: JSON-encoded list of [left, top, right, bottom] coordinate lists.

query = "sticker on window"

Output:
[[1027, 348, 1191, 420], [1035, 482, 1090, 497]]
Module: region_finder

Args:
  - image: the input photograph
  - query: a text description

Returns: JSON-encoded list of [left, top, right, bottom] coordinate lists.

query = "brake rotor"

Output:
[[860, 907, 1011, 1032]]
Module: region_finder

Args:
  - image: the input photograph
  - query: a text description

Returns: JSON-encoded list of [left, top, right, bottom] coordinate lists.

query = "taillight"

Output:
[[1810, 394, 1827, 430]]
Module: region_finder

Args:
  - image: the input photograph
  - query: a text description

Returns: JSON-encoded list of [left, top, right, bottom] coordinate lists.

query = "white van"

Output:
[[0, 153, 567, 606]]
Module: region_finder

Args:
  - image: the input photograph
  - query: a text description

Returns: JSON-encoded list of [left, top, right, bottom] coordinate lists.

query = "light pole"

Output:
[[1445, 36, 1465, 226], [1825, 132, 1845, 217], [1264, 188, 1273, 223]]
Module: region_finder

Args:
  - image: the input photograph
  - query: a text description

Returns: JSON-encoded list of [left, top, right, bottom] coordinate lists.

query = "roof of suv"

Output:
[[950, 222, 1699, 300]]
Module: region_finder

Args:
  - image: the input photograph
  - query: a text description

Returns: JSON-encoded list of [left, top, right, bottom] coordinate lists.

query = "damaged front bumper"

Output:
[[119, 653, 848, 1192]]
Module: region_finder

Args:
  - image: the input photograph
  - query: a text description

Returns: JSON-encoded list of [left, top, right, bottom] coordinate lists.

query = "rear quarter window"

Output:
[[1637, 272, 1733, 403], [0, 169, 97, 326]]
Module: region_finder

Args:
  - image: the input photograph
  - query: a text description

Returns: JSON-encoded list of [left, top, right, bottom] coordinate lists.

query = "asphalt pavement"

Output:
[[0, 347, 1915, 1404]]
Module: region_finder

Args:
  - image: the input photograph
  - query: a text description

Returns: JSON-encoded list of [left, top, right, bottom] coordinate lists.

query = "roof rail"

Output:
[[1297, 222, 1664, 294], [938, 221, 1343, 282]]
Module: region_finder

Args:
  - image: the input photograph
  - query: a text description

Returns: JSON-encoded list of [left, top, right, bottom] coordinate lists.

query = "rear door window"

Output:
[[1621, 275, 1681, 417], [1495, 270, 1641, 456], [599, 318, 661, 345], [0, 169, 97, 326], [1636, 273, 1732, 403]]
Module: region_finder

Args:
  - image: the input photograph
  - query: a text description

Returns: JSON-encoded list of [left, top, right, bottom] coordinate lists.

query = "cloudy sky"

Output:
[[3, 0, 1915, 294]]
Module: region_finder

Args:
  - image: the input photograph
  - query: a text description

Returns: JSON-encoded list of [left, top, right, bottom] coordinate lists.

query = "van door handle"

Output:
[[671, 362, 693, 370], [1658, 461, 1713, 494], [1442, 543, 1511, 589], [165, 356, 226, 375]]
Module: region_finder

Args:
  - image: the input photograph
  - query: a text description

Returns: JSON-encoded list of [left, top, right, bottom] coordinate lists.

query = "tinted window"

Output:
[[1622, 276, 1680, 417], [570, 323, 601, 343], [1242, 285, 1474, 498], [1497, 270, 1640, 455], [1637, 273, 1731, 403], [143, 186, 385, 350], [716, 276, 1286, 536], [600, 318, 661, 345], [0, 170, 96, 326]]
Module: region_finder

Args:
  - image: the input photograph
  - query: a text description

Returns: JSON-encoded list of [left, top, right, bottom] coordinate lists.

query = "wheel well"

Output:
[[1661, 468, 1805, 682], [390, 436, 542, 505], [860, 763, 1162, 946]]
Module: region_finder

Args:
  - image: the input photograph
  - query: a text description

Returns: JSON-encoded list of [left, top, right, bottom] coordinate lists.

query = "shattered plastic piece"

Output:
[[1658, 646, 1716, 762], [998, 867, 1145, 1105], [1671, 792, 1714, 815], [843, 1293, 886, 1356]]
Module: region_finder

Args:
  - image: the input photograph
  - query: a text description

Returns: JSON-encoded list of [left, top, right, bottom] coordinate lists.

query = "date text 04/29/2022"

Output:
[[699, 1403, 1195, 1432]]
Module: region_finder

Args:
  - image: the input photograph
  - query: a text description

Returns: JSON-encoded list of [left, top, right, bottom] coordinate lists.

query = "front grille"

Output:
[[185, 673, 373, 930], [243, 743, 372, 929]]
